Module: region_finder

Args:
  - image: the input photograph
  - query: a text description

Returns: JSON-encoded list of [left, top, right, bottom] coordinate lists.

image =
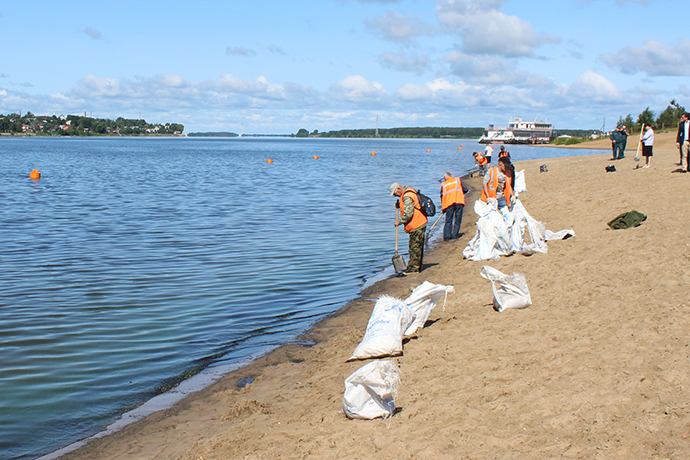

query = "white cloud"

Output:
[[600, 39, 690, 76], [329, 75, 386, 102], [378, 50, 429, 75], [567, 70, 622, 102], [0, 90, 7, 96], [435, 0, 558, 57], [364, 10, 429, 44]]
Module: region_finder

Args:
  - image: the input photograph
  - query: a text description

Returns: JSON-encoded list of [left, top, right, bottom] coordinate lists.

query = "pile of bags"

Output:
[[342, 281, 454, 419], [463, 170, 574, 261]]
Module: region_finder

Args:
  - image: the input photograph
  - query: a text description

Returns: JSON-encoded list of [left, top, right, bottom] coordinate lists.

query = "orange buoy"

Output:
[[461, 144, 463, 146], [371, 151, 376, 156], [457, 147, 462, 150], [426, 149, 431, 153], [313, 156, 319, 159], [30, 169, 41, 179], [266, 159, 274, 163]]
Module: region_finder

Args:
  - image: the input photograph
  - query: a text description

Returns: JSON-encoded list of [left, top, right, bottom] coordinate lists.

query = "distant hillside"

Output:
[[316, 126, 485, 138]]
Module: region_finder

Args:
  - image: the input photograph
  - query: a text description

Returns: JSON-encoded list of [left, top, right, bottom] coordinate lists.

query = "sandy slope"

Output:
[[64, 132, 690, 460]]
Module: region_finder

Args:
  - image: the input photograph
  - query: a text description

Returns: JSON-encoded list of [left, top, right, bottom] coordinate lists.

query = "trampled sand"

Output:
[[64, 131, 690, 459]]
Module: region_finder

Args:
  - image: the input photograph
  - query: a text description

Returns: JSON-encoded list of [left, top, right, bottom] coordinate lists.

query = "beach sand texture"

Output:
[[64, 131, 690, 459]]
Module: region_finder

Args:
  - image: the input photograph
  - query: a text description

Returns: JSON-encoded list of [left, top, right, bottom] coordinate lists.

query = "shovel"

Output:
[[392, 210, 407, 272], [634, 124, 644, 162]]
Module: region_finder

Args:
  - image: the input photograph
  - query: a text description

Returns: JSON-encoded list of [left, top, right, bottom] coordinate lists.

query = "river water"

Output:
[[0, 137, 602, 459]]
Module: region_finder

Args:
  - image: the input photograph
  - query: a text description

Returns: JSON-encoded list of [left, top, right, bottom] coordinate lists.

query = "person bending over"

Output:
[[390, 182, 428, 273]]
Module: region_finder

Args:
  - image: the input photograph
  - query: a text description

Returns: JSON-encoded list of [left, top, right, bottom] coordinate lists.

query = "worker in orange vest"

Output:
[[473, 152, 489, 177], [481, 157, 513, 212], [439, 172, 469, 240], [498, 145, 510, 159], [390, 182, 428, 273]]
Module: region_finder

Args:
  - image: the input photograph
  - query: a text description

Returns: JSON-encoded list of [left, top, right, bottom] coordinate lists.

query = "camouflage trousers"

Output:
[[407, 225, 426, 273]]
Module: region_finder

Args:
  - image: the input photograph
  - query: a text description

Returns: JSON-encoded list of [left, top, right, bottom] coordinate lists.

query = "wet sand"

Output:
[[64, 131, 690, 459]]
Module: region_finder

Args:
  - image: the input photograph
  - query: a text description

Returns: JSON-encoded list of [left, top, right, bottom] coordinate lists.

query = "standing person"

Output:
[[390, 182, 428, 274], [498, 145, 510, 159], [481, 157, 513, 212], [676, 113, 690, 171], [439, 172, 468, 241], [618, 126, 629, 160], [640, 124, 654, 169], [483, 143, 493, 165], [610, 127, 620, 160]]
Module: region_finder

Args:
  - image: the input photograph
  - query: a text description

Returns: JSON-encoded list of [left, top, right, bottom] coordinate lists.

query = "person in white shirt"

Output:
[[676, 113, 690, 171], [640, 125, 654, 169], [483, 143, 494, 165]]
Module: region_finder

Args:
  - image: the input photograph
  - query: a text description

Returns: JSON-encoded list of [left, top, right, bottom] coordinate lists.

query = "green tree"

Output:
[[636, 107, 656, 128], [656, 99, 686, 128], [295, 128, 309, 137]]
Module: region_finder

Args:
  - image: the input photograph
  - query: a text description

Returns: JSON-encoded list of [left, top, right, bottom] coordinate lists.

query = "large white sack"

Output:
[[349, 296, 414, 360], [480, 266, 532, 312], [342, 360, 400, 420], [403, 281, 455, 336]]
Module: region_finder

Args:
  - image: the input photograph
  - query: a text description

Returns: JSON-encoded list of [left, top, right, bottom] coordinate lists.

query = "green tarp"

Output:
[[607, 210, 647, 230]]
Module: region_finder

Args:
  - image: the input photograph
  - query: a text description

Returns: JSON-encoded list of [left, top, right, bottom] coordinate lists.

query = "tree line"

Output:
[[0, 112, 184, 136], [295, 126, 486, 138], [616, 99, 686, 132]]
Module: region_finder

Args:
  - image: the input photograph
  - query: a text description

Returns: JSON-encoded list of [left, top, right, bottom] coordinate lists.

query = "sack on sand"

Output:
[[480, 266, 532, 313], [349, 296, 414, 360], [343, 360, 400, 420], [402, 281, 455, 336]]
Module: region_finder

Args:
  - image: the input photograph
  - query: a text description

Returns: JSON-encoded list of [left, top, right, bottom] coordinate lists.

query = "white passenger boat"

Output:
[[479, 117, 554, 144]]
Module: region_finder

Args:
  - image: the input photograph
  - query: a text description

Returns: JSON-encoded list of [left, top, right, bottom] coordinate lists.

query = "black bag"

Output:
[[416, 190, 436, 217]]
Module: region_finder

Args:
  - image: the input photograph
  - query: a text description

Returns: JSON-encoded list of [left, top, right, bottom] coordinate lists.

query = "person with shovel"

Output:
[[390, 182, 427, 274]]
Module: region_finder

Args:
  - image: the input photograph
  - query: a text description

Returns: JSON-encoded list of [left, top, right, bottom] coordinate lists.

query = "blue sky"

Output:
[[0, 0, 687, 133]]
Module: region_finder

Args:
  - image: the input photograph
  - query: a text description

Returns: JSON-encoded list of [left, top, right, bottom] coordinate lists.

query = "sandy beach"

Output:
[[63, 131, 690, 460]]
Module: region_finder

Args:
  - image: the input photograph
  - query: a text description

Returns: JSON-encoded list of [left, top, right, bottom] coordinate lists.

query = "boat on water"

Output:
[[479, 117, 554, 144]]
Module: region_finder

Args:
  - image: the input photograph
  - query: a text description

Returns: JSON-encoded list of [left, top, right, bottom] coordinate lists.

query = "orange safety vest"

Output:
[[477, 156, 489, 166], [499, 150, 510, 158], [400, 187, 428, 232], [480, 167, 513, 204], [441, 177, 465, 211]]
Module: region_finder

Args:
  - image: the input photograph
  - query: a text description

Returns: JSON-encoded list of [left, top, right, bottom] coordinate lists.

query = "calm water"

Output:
[[0, 137, 601, 459]]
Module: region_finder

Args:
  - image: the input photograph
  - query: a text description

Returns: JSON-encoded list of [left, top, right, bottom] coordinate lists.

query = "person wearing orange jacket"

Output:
[[390, 182, 428, 273], [481, 157, 513, 212], [439, 172, 469, 240]]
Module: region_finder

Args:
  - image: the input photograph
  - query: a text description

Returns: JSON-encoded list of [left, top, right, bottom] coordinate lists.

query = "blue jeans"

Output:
[[443, 203, 465, 240]]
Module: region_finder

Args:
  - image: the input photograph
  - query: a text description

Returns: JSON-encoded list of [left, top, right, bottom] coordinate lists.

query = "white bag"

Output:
[[480, 266, 532, 312], [349, 296, 414, 360], [402, 281, 455, 336], [343, 360, 400, 420]]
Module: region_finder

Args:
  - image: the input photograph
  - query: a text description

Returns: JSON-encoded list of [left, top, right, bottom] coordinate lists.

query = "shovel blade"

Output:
[[392, 253, 407, 272]]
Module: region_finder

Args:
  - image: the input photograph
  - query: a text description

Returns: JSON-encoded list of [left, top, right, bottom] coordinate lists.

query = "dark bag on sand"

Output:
[[416, 190, 436, 217], [605, 165, 616, 172], [607, 210, 647, 230]]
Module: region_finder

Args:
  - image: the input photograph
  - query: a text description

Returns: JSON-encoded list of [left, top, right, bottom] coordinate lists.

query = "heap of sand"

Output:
[[64, 131, 690, 460]]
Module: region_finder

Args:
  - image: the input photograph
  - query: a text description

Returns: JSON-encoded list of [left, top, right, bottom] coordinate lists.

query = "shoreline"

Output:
[[51, 175, 484, 460], [64, 136, 690, 458]]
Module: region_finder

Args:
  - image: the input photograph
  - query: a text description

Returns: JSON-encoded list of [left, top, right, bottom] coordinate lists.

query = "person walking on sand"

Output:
[[676, 113, 690, 171], [498, 145, 510, 160], [439, 172, 469, 241], [483, 143, 493, 165], [640, 124, 654, 168], [390, 182, 428, 274], [481, 157, 513, 212]]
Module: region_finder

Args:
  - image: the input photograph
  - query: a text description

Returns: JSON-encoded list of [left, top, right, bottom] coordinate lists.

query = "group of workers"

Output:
[[390, 143, 515, 275]]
